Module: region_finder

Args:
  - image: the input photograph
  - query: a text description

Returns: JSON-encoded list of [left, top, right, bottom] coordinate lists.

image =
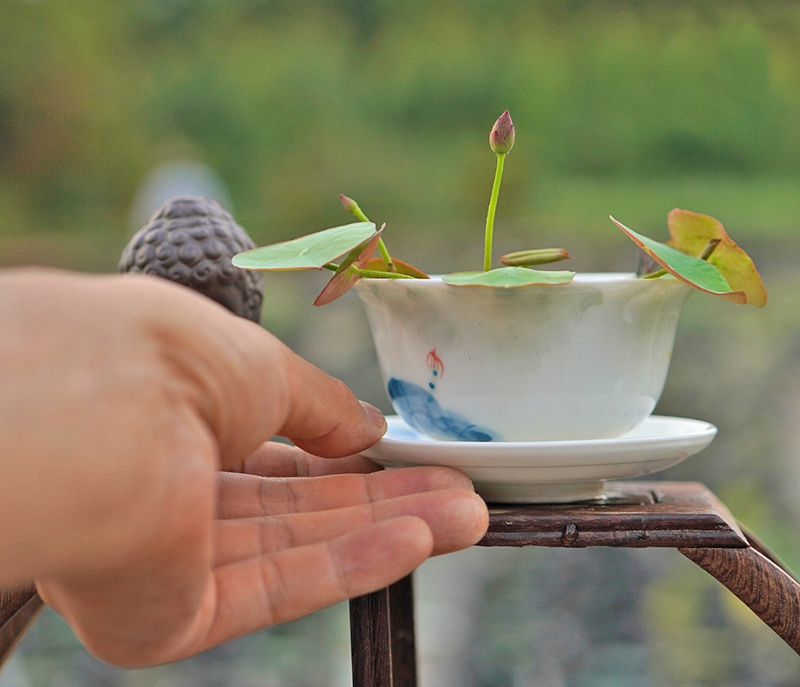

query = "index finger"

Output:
[[226, 441, 382, 477], [216, 465, 475, 519]]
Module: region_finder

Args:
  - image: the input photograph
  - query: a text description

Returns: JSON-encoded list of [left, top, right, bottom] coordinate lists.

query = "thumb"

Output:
[[274, 344, 388, 458], [137, 276, 387, 464]]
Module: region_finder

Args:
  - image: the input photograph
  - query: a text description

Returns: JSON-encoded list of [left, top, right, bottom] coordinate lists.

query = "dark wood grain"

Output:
[[350, 575, 417, 687], [350, 586, 392, 687], [738, 525, 800, 583], [388, 575, 417, 687], [0, 585, 42, 668], [680, 546, 800, 655], [479, 482, 748, 548]]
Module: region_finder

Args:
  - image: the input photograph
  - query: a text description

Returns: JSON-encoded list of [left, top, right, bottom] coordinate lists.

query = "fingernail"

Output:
[[360, 401, 387, 432]]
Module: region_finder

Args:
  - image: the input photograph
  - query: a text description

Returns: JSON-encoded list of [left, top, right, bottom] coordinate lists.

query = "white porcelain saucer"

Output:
[[362, 415, 717, 503]]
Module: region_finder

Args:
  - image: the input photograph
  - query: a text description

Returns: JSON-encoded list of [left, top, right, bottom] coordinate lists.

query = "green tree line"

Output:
[[2, 0, 800, 264]]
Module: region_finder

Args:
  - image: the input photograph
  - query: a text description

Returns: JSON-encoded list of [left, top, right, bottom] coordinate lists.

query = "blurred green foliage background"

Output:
[[2, 1, 800, 686], [5, 0, 800, 260]]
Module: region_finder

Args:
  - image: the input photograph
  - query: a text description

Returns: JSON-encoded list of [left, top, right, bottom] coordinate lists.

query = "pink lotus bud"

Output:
[[489, 110, 515, 154], [339, 194, 369, 223], [340, 194, 358, 214]]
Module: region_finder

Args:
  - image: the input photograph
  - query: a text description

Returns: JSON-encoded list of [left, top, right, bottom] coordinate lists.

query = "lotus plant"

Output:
[[232, 111, 766, 307]]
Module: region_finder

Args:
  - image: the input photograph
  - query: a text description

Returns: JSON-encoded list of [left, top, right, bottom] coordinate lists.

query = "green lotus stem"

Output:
[[323, 263, 340, 271], [375, 237, 395, 272], [483, 152, 506, 271], [644, 237, 722, 279], [347, 202, 369, 224], [341, 195, 396, 272], [699, 238, 722, 260], [351, 266, 414, 279], [643, 268, 668, 279]]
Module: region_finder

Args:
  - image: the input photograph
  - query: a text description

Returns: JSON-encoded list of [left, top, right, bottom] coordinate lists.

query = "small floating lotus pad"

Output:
[[443, 266, 574, 288]]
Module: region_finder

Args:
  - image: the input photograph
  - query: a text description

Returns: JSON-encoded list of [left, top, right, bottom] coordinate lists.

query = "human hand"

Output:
[[0, 269, 488, 667]]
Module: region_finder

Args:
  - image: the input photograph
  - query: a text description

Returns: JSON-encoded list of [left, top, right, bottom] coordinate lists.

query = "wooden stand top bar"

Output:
[[479, 481, 748, 549]]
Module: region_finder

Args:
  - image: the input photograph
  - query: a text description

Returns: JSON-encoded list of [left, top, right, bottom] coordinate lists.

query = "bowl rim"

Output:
[[353, 271, 691, 292]]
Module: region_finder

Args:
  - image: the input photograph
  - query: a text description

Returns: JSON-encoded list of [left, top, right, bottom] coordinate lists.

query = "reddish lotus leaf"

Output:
[[611, 217, 747, 304], [667, 208, 767, 307], [313, 228, 383, 306], [364, 257, 429, 279]]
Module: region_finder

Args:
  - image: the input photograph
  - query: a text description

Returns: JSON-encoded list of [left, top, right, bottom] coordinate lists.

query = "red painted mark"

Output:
[[427, 348, 444, 379]]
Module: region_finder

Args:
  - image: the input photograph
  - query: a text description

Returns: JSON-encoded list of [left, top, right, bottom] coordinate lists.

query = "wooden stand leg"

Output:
[[349, 575, 417, 687], [0, 585, 42, 668], [680, 547, 800, 654], [388, 574, 417, 687], [738, 525, 800, 583]]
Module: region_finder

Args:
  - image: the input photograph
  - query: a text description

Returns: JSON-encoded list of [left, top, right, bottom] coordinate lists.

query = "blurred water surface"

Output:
[[2, 1, 800, 685]]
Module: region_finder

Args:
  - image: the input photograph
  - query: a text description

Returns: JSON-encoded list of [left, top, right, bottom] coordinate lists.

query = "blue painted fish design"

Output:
[[387, 378, 496, 442]]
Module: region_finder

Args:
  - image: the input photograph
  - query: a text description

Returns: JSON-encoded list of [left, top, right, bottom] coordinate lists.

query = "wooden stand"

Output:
[[0, 584, 42, 669], [3, 481, 798, 681], [348, 481, 800, 687]]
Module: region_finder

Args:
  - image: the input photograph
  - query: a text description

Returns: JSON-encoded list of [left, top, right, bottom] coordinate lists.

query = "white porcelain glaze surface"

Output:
[[354, 273, 692, 442], [362, 415, 717, 503]]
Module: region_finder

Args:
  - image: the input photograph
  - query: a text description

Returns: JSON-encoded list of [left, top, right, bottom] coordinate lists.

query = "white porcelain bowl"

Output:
[[354, 273, 691, 442]]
